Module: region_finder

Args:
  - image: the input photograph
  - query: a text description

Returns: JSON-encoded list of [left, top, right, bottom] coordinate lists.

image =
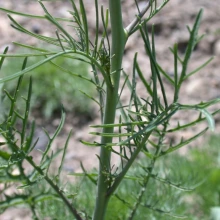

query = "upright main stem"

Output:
[[92, 1, 126, 219]]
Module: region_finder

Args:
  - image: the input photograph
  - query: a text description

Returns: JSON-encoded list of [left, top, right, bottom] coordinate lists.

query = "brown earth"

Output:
[[0, 0, 220, 219]]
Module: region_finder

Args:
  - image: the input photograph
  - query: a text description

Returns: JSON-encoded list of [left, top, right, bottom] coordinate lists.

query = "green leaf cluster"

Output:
[[1, 53, 93, 118], [0, 0, 219, 219], [0, 71, 81, 219]]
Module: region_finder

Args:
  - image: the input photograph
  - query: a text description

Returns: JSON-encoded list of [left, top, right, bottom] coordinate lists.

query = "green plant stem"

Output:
[[92, 1, 126, 219], [24, 155, 82, 220], [128, 124, 168, 219], [125, 0, 152, 35], [128, 169, 151, 220], [107, 131, 152, 196]]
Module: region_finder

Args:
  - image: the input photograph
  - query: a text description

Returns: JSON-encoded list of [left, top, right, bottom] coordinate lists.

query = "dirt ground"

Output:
[[0, 0, 220, 219]]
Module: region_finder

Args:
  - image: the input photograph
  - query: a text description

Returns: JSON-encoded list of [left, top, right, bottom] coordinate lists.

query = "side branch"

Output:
[[125, 0, 153, 36]]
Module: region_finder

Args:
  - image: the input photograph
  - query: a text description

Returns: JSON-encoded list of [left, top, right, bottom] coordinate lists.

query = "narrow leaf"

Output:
[[198, 108, 215, 131]]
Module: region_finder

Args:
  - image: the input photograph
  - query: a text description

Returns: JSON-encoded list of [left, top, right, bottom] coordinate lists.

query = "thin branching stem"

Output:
[[24, 155, 83, 220], [125, 0, 154, 36], [107, 131, 152, 196], [128, 123, 168, 219]]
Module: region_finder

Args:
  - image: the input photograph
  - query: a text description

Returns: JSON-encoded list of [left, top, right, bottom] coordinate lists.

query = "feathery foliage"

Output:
[[0, 0, 219, 219]]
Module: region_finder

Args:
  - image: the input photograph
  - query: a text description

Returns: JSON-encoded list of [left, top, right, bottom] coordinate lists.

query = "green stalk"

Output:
[[24, 155, 82, 220], [92, 1, 126, 219]]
